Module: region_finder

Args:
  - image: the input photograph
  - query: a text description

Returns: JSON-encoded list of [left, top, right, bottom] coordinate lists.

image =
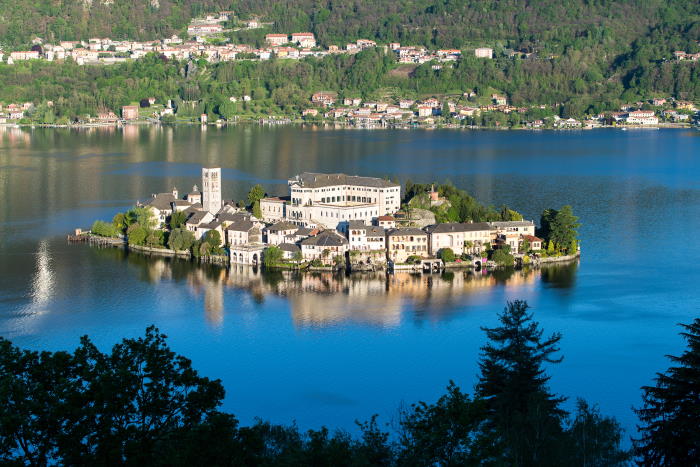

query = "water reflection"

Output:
[[93, 247, 578, 328], [27, 240, 55, 313]]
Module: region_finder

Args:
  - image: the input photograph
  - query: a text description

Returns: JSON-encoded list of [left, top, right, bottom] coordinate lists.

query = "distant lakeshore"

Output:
[[3, 120, 695, 131]]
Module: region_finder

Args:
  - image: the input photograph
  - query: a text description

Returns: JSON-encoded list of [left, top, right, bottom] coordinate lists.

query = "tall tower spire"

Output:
[[202, 167, 222, 214]]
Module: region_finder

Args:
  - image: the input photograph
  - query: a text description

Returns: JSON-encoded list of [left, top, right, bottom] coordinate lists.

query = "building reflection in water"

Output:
[[108, 249, 578, 329]]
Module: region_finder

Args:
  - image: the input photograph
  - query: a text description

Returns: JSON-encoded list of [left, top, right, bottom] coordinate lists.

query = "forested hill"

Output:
[[0, 0, 699, 121], [0, 0, 231, 46], [233, 0, 700, 52], [2, 0, 699, 56]]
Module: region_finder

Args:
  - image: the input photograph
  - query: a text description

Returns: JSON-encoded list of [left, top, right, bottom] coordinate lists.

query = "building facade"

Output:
[[281, 172, 401, 229], [202, 167, 222, 214], [424, 222, 492, 256], [386, 228, 429, 263]]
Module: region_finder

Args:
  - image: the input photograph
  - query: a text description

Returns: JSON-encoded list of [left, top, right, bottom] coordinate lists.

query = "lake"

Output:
[[1, 124, 699, 439]]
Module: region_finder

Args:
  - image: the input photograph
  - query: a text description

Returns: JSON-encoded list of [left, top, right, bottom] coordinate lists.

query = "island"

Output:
[[74, 168, 581, 272]]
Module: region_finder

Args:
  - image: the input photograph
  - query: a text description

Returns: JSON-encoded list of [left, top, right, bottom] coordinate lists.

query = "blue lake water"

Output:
[[1, 125, 699, 439]]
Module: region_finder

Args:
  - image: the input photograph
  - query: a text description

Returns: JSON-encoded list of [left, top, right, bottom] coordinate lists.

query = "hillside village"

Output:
[[83, 168, 580, 271], [1, 9, 698, 128], [0, 10, 482, 67]]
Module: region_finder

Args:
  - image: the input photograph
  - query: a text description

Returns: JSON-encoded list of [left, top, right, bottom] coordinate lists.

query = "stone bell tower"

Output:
[[202, 167, 222, 214]]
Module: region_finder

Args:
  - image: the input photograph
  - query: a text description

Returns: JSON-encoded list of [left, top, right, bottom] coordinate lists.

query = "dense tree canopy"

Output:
[[635, 318, 700, 465], [0, 0, 231, 46]]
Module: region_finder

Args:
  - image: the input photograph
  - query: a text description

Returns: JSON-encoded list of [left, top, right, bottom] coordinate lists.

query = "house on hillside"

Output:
[[475, 47, 493, 59], [121, 105, 139, 120], [265, 34, 288, 46], [291, 32, 316, 48], [311, 92, 337, 107]]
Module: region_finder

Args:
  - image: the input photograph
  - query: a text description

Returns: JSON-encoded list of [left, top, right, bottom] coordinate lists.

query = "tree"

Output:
[[635, 318, 700, 465], [398, 381, 486, 466], [91, 220, 119, 237], [538, 208, 557, 241], [476, 300, 567, 465], [168, 228, 195, 251], [438, 248, 456, 263], [263, 245, 283, 267], [126, 207, 156, 229], [252, 201, 262, 220], [548, 205, 580, 254], [146, 229, 165, 248], [567, 400, 629, 466], [247, 184, 265, 207], [112, 212, 127, 233], [520, 237, 531, 254], [203, 229, 222, 248], [169, 210, 187, 230], [248, 184, 265, 219], [127, 223, 149, 246], [0, 327, 227, 465], [491, 246, 515, 267], [333, 255, 345, 266], [292, 250, 303, 263], [0, 340, 74, 464]]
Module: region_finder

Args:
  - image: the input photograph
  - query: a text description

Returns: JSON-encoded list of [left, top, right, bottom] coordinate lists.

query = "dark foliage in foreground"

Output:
[[0, 302, 637, 465], [635, 318, 700, 465]]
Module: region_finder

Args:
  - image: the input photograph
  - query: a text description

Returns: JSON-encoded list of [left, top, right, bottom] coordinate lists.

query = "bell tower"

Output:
[[202, 167, 222, 214]]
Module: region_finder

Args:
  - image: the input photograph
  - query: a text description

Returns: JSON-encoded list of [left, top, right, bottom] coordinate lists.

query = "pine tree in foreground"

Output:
[[635, 318, 700, 466], [475, 300, 567, 466]]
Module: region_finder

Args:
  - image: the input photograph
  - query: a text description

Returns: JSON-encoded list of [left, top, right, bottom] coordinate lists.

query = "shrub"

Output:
[[437, 248, 456, 263], [91, 220, 119, 237], [263, 246, 283, 267], [127, 224, 148, 245], [146, 230, 165, 248], [406, 255, 422, 264], [168, 228, 195, 251], [203, 230, 221, 248], [492, 248, 515, 267]]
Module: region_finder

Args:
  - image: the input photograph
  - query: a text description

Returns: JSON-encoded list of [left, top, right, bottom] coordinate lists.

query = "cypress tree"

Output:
[[475, 300, 567, 466], [635, 318, 700, 465]]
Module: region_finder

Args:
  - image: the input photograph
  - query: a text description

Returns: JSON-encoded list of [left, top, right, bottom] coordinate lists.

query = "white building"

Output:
[[489, 221, 536, 252], [424, 222, 492, 256], [259, 173, 401, 229], [259, 196, 288, 223], [269, 172, 401, 229], [474, 47, 493, 59], [625, 110, 659, 125], [202, 167, 222, 214], [264, 221, 298, 245], [300, 230, 349, 261], [346, 221, 386, 251], [291, 32, 316, 48]]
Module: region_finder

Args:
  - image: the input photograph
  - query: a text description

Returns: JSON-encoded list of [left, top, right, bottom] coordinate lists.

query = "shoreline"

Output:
[[3, 121, 696, 131], [73, 233, 579, 273]]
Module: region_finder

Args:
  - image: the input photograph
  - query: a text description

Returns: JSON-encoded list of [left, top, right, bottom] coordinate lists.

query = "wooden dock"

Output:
[[67, 233, 126, 247]]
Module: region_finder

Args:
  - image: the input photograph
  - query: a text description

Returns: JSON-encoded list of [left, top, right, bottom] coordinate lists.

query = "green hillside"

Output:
[[0, 1, 699, 122], [0, 0, 231, 46]]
